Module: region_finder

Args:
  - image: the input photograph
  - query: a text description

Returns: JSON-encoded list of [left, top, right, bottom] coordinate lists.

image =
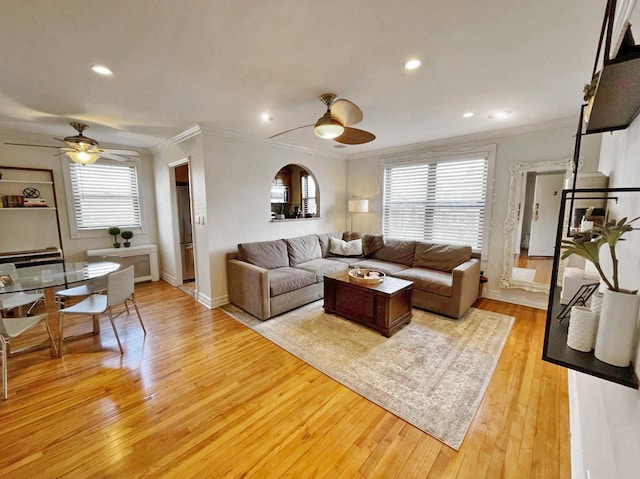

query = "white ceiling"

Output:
[[0, 1, 623, 155]]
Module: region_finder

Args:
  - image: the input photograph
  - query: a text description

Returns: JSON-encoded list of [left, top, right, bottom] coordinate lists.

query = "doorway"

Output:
[[172, 162, 196, 297]]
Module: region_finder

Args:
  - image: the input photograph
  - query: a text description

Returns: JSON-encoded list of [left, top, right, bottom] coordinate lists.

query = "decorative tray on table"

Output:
[[348, 268, 386, 285]]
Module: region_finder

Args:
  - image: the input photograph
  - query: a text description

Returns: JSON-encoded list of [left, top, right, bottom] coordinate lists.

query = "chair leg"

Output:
[[131, 294, 146, 334], [108, 309, 124, 354], [1, 337, 8, 400], [57, 311, 64, 357], [43, 318, 59, 358]]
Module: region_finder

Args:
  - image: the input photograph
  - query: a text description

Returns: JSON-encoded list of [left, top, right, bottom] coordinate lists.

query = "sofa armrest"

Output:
[[450, 258, 481, 318], [226, 258, 270, 320]]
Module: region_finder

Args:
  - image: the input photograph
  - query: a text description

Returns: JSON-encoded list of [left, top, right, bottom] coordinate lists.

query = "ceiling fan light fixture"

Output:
[[65, 150, 100, 165], [313, 113, 344, 139]]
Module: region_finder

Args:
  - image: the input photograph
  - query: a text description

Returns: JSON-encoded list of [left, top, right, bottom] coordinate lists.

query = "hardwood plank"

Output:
[[0, 281, 570, 478]]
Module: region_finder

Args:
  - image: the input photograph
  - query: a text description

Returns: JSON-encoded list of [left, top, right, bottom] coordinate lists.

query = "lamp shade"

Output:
[[65, 150, 100, 165], [313, 112, 344, 139], [348, 198, 369, 213]]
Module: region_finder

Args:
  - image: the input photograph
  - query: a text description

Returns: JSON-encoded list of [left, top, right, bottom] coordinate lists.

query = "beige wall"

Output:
[[153, 126, 348, 308]]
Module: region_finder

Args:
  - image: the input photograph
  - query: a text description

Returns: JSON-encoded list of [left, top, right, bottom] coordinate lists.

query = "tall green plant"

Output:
[[561, 217, 639, 293]]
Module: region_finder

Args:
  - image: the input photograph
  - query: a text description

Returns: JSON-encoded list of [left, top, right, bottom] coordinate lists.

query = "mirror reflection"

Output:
[[500, 159, 572, 293], [271, 164, 319, 221]]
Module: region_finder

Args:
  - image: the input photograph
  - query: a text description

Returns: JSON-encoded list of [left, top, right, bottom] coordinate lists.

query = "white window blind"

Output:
[[301, 174, 317, 215], [382, 157, 488, 250], [68, 162, 141, 230]]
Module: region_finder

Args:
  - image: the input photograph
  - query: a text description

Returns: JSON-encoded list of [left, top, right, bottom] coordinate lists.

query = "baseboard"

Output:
[[483, 287, 548, 310], [568, 370, 584, 479], [211, 294, 228, 309], [161, 272, 179, 286]]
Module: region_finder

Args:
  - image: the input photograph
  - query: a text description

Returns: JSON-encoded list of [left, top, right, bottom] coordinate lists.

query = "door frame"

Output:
[[168, 157, 197, 294]]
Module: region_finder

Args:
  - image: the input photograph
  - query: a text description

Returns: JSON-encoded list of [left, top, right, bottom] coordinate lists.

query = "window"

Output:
[[301, 174, 317, 215], [67, 161, 141, 231], [382, 154, 490, 251]]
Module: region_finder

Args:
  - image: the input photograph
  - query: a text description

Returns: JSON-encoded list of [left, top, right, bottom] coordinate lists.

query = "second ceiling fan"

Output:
[[270, 93, 375, 145]]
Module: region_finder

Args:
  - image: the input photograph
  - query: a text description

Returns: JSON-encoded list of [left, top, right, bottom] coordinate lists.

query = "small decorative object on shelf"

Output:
[[121, 230, 134, 247], [108, 226, 122, 248], [348, 268, 385, 285], [561, 216, 640, 367], [567, 306, 597, 352]]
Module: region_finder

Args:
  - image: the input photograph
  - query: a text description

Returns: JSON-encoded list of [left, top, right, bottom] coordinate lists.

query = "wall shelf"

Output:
[[542, 187, 640, 389], [585, 22, 640, 134]]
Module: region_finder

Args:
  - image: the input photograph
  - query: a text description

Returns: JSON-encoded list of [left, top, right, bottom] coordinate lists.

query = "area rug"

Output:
[[512, 267, 536, 282], [220, 301, 514, 450]]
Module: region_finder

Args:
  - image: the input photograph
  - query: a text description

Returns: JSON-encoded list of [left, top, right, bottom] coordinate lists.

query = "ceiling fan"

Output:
[[4, 122, 140, 165], [269, 93, 376, 145]]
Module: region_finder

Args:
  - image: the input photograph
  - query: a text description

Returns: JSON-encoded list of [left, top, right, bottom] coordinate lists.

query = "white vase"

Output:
[[594, 289, 640, 367], [589, 292, 604, 344], [567, 306, 597, 352]]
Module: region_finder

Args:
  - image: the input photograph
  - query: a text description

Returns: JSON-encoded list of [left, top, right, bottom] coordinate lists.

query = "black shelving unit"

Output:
[[542, 187, 639, 389], [584, 2, 640, 134]]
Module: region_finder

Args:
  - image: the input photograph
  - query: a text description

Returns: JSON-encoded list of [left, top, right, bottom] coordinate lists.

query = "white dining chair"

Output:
[[0, 313, 58, 400], [57, 266, 145, 356], [0, 263, 45, 317]]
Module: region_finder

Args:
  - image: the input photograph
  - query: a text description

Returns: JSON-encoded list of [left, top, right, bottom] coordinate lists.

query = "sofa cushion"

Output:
[[294, 258, 348, 282], [350, 259, 409, 276], [317, 231, 343, 257], [238, 239, 289, 270], [362, 234, 385, 257], [268, 267, 316, 297], [371, 238, 416, 266], [329, 237, 363, 257], [286, 235, 322, 266], [413, 243, 472, 272], [393, 267, 453, 297]]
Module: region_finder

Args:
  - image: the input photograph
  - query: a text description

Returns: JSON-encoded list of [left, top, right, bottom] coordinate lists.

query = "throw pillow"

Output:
[[362, 234, 385, 257], [329, 237, 363, 257]]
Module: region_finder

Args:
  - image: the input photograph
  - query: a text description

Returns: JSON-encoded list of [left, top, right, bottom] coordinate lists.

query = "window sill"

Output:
[[270, 217, 321, 223]]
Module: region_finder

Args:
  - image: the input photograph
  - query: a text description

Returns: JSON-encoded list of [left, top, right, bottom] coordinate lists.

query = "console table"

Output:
[[86, 244, 159, 283]]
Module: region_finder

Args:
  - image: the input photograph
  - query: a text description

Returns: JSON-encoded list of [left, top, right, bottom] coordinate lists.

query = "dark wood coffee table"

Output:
[[323, 270, 413, 337]]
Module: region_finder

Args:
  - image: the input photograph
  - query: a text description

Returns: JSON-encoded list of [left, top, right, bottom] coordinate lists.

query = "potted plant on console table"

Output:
[[561, 216, 639, 367]]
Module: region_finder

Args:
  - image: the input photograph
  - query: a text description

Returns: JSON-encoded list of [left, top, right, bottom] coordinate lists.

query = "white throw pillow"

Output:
[[329, 237, 363, 257]]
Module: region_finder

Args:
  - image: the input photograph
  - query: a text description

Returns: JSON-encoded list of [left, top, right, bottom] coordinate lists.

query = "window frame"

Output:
[[62, 157, 148, 239], [380, 144, 495, 259], [301, 173, 318, 216]]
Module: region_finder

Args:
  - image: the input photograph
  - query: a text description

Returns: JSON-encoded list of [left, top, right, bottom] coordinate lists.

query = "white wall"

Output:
[[346, 121, 601, 309], [0, 129, 157, 260], [153, 125, 348, 308], [570, 113, 640, 479]]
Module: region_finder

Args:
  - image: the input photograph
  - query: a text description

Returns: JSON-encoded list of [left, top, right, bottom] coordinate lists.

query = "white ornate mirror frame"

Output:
[[500, 158, 573, 293]]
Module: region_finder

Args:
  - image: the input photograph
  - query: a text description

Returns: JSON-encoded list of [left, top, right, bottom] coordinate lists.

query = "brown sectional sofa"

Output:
[[226, 232, 481, 321]]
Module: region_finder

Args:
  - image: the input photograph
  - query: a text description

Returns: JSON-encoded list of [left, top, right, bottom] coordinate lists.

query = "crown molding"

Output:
[[151, 124, 203, 153], [345, 116, 581, 161]]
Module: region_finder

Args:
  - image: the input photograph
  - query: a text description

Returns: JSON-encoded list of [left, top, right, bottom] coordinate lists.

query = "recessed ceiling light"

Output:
[[261, 113, 273, 122], [404, 59, 421, 70], [91, 65, 113, 76], [463, 112, 474, 118], [488, 110, 512, 120]]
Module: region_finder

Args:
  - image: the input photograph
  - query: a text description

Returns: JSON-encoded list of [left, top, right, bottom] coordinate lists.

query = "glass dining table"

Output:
[[0, 261, 121, 355], [0, 261, 120, 295]]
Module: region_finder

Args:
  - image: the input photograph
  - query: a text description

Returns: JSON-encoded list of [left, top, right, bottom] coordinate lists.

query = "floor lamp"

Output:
[[348, 198, 369, 232]]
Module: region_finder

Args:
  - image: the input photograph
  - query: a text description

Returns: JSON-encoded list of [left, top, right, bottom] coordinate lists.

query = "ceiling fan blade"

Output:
[[331, 99, 363, 126], [102, 148, 140, 157], [334, 127, 376, 145], [269, 123, 315, 140], [4, 142, 60, 150]]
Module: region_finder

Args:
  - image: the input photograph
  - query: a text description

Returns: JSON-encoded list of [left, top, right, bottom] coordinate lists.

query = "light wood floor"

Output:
[[0, 281, 569, 478], [515, 249, 554, 285]]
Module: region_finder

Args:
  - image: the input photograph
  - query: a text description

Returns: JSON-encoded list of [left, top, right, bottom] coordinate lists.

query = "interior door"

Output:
[[528, 173, 564, 256]]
